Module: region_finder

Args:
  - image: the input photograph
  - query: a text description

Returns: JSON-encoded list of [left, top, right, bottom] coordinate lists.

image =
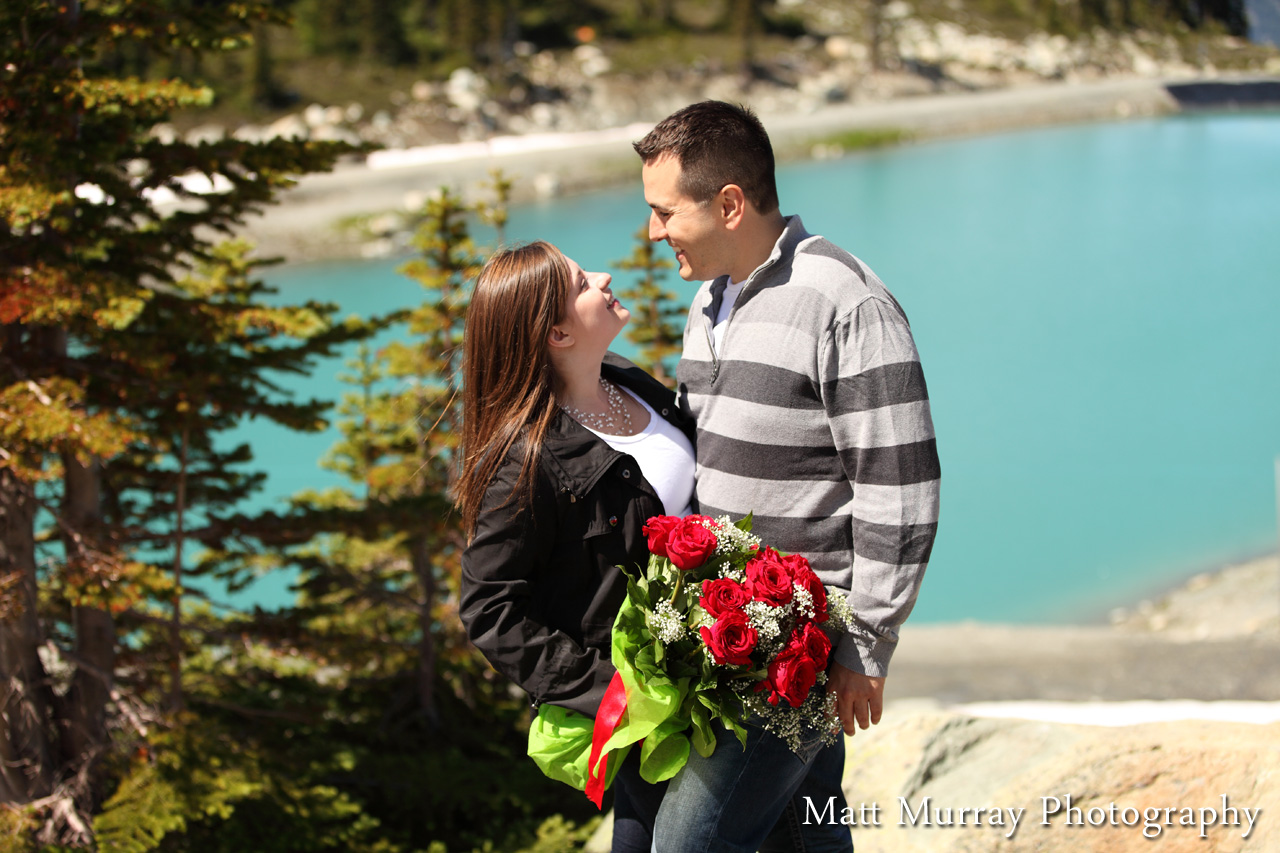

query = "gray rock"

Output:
[[411, 80, 436, 102], [842, 709, 1279, 852], [446, 67, 488, 112], [184, 123, 225, 144], [311, 125, 362, 146], [149, 123, 178, 144], [303, 103, 328, 127], [232, 124, 267, 143], [265, 114, 309, 141]]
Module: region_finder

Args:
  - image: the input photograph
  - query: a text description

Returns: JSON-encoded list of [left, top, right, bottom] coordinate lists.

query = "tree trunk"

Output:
[[0, 469, 55, 803], [59, 455, 116, 790]]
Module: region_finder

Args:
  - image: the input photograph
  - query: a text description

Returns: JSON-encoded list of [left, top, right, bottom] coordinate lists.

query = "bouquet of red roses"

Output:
[[526, 513, 854, 804]]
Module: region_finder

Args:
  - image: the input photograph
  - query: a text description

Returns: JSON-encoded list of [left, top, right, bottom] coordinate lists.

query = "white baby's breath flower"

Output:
[[717, 565, 747, 583], [791, 585, 816, 621], [744, 599, 782, 640], [649, 599, 687, 644], [825, 591, 855, 631], [708, 515, 760, 557]]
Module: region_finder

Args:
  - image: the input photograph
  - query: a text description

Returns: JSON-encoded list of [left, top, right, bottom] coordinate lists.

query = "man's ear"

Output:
[[719, 184, 747, 231], [548, 325, 574, 349]]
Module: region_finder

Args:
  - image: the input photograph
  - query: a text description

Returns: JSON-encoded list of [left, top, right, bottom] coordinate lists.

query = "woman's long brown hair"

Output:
[[457, 241, 571, 536]]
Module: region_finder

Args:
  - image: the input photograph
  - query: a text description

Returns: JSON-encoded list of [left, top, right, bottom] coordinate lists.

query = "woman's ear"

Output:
[[548, 325, 574, 349]]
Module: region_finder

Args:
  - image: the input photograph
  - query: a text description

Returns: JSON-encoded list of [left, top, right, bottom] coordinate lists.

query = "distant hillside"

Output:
[[130, 0, 1273, 131]]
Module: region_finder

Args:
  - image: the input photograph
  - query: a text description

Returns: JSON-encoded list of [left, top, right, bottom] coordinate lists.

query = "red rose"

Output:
[[757, 625, 831, 708], [698, 610, 757, 666], [665, 516, 718, 570], [642, 515, 681, 559], [778, 552, 811, 575], [790, 563, 829, 624], [744, 548, 793, 606], [700, 577, 751, 618], [767, 646, 819, 708], [794, 622, 832, 671]]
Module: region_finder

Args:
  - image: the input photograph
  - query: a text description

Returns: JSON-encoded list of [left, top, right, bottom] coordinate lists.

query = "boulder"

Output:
[[584, 707, 1278, 852], [265, 114, 309, 141], [841, 709, 1278, 852], [574, 44, 612, 78], [411, 80, 436, 102], [446, 67, 488, 112], [303, 103, 328, 127], [149, 123, 178, 144], [310, 125, 362, 146], [231, 124, 267, 143], [184, 123, 225, 144]]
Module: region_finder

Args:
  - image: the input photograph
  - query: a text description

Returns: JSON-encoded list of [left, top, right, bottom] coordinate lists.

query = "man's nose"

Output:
[[648, 212, 666, 242]]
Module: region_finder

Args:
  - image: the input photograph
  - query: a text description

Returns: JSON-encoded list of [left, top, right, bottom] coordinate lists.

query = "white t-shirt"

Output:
[[580, 388, 695, 517], [712, 279, 745, 355]]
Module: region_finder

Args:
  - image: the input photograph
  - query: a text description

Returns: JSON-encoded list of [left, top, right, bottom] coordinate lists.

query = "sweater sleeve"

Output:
[[459, 456, 614, 717], [819, 295, 941, 677]]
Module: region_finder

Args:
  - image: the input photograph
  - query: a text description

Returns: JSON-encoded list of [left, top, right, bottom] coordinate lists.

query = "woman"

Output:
[[456, 241, 695, 852]]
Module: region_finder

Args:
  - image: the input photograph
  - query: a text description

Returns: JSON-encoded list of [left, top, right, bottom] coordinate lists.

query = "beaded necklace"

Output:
[[561, 377, 635, 435]]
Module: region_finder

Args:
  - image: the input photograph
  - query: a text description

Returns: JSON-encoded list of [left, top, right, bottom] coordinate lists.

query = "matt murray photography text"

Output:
[[803, 794, 1261, 840]]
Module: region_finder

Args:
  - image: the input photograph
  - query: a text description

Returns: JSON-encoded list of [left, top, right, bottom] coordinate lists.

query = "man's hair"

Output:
[[633, 100, 779, 214]]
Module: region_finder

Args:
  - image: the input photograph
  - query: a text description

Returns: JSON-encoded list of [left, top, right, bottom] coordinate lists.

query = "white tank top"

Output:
[[579, 388, 695, 517]]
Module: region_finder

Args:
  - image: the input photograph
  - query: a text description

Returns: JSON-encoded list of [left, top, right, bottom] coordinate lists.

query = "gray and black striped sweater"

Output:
[[676, 216, 941, 677]]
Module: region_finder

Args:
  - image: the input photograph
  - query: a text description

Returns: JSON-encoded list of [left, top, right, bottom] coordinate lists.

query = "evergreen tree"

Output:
[[0, 0, 357, 840], [243, 181, 604, 850], [266, 185, 495, 734], [613, 224, 683, 389]]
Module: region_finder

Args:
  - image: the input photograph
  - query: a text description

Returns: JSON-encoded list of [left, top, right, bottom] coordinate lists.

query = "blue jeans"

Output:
[[651, 722, 853, 853], [612, 747, 670, 853]]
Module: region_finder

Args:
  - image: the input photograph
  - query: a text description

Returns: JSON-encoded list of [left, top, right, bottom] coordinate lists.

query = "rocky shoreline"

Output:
[[199, 10, 1280, 264], [583, 553, 1280, 851], [237, 72, 1280, 264]]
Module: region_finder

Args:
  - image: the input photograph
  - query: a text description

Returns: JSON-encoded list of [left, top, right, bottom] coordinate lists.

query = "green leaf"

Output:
[[729, 717, 749, 750], [638, 724, 691, 784], [690, 705, 716, 759]]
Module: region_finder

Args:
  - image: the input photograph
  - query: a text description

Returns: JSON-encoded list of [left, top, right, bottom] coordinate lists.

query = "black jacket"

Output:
[[459, 353, 696, 717]]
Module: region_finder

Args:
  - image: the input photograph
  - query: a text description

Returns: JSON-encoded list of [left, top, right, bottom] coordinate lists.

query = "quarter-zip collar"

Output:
[[702, 215, 810, 379]]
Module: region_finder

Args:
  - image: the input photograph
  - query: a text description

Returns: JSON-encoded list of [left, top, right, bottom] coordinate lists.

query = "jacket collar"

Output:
[[540, 353, 686, 499]]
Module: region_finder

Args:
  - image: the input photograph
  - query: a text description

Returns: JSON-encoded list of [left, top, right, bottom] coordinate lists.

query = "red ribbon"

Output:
[[585, 670, 628, 808]]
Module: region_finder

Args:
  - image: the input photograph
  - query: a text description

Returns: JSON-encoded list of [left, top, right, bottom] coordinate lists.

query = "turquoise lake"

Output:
[[247, 110, 1280, 624]]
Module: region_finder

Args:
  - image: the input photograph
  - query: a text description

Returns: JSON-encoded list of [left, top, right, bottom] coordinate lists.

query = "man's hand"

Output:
[[827, 662, 885, 736]]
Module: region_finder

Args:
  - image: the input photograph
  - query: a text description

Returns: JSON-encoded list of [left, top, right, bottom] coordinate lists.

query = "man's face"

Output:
[[641, 153, 730, 282]]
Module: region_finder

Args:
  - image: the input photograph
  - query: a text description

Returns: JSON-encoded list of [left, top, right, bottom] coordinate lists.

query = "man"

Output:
[[633, 101, 941, 852]]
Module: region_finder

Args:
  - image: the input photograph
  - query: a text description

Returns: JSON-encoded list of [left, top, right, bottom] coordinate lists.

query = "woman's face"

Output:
[[554, 254, 629, 356]]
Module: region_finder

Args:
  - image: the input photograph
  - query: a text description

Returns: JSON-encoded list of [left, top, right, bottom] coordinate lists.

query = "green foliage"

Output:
[[6, 3, 882, 851], [93, 723, 401, 853], [513, 815, 603, 853], [806, 128, 913, 154], [613, 224, 683, 388], [1, 0, 358, 843]]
